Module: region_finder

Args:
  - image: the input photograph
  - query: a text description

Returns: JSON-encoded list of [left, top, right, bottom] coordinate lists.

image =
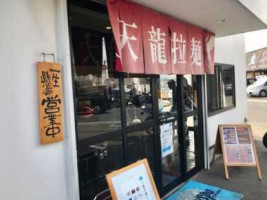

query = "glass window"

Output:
[[124, 77, 152, 126], [183, 75, 198, 113], [207, 64, 235, 114], [158, 75, 177, 118], [185, 115, 199, 172], [161, 121, 181, 186], [127, 128, 155, 172], [78, 137, 122, 200], [207, 66, 220, 111], [71, 18, 121, 140]]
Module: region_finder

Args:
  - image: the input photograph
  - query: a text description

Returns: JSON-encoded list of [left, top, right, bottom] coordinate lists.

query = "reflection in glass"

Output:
[[161, 121, 181, 186], [207, 65, 235, 113], [127, 128, 155, 172], [221, 65, 234, 107], [185, 115, 198, 172], [78, 138, 122, 200], [72, 27, 121, 140], [183, 75, 197, 112], [207, 67, 220, 112], [124, 78, 153, 126], [158, 75, 177, 117]]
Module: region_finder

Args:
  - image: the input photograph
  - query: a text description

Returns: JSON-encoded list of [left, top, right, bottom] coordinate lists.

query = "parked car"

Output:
[[247, 78, 257, 86], [77, 86, 115, 114], [224, 83, 233, 96], [263, 132, 267, 149], [246, 77, 267, 97]]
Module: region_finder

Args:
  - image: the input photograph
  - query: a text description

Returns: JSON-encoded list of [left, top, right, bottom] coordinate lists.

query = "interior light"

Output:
[[106, 26, 112, 30]]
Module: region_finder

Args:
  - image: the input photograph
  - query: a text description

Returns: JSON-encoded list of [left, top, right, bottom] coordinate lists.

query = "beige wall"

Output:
[[0, 0, 79, 199], [207, 34, 247, 159]]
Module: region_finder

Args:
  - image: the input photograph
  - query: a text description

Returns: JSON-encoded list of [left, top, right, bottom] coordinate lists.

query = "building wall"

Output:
[[207, 34, 247, 159], [0, 0, 250, 199], [0, 0, 78, 200]]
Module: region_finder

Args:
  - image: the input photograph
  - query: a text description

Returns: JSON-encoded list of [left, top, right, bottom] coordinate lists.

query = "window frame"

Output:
[[207, 63, 236, 117], [68, 2, 205, 198]]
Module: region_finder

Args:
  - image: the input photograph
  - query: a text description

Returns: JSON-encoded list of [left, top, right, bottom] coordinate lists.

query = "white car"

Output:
[[246, 77, 267, 97]]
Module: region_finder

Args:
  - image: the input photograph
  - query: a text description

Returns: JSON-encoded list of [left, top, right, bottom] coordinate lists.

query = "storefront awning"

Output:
[[107, 0, 215, 75], [247, 48, 267, 72]]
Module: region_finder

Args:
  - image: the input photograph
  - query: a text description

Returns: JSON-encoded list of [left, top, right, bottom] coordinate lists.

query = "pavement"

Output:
[[247, 97, 267, 141], [192, 140, 267, 200], [190, 97, 267, 200]]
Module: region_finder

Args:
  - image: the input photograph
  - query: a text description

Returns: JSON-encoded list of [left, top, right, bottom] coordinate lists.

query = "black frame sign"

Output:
[[213, 124, 262, 180]]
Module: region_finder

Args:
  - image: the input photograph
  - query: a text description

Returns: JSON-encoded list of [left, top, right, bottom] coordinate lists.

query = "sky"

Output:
[[245, 29, 267, 52]]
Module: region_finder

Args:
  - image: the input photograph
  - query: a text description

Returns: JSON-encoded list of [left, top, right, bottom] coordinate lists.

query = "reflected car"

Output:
[[224, 83, 233, 96], [246, 77, 267, 97], [247, 78, 256, 86]]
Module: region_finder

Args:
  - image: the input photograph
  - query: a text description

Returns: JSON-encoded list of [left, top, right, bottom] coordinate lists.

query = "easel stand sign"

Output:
[[106, 159, 160, 200], [213, 124, 262, 180]]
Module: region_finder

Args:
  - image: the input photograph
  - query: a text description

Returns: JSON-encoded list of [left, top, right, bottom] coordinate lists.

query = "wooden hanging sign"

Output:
[[106, 159, 160, 200], [37, 62, 64, 144], [213, 124, 261, 180]]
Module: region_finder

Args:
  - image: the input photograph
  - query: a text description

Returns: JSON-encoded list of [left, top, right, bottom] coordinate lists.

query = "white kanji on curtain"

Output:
[[148, 26, 167, 64], [117, 19, 138, 61], [171, 32, 186, 64], [190, 37, 202, 66]]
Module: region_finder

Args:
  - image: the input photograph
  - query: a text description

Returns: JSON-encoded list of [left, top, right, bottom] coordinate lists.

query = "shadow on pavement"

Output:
[[193, 140, 267, 200]]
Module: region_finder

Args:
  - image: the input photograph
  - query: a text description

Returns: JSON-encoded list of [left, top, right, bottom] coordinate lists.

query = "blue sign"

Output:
[[167, 180, 244, 200]]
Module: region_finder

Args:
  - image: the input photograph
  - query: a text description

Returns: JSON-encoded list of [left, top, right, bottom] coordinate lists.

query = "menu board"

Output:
[[106, 159, 160, 200], [222, 126, 255, 164], [213, 124, 262, 180]]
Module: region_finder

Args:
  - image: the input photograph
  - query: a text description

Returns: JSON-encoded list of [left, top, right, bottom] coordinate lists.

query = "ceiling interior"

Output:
[[70, 0, 267, 37], [70, 5, 112, 34], [131, 0, 267, 37]]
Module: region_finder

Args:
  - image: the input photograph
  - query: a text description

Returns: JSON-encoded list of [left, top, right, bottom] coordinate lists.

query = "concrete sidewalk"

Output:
[[192, 140, 267, 200], [247, 97, 267, 141]]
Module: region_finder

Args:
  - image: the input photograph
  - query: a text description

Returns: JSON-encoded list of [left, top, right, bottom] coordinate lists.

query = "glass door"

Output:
[[182, 75, 204, 176], [158, 75, 204, 196], [156, 75, 182, 194], [123, 76, 156, 172]]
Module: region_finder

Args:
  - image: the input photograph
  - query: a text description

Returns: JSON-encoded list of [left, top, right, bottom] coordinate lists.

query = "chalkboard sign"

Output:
[[213, 124, 261, 180], [106, 159, 160, 200]]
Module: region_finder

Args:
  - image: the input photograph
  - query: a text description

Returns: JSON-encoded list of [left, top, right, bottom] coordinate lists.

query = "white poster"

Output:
[[120, 174, 150, 200], [160, 122, 174, 158], [111, 164, 157, 200]]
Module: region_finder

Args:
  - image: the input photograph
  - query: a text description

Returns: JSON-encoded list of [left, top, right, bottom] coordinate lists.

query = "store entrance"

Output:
[[68, 1, 204, 199], [157, 75, 204, 195]]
